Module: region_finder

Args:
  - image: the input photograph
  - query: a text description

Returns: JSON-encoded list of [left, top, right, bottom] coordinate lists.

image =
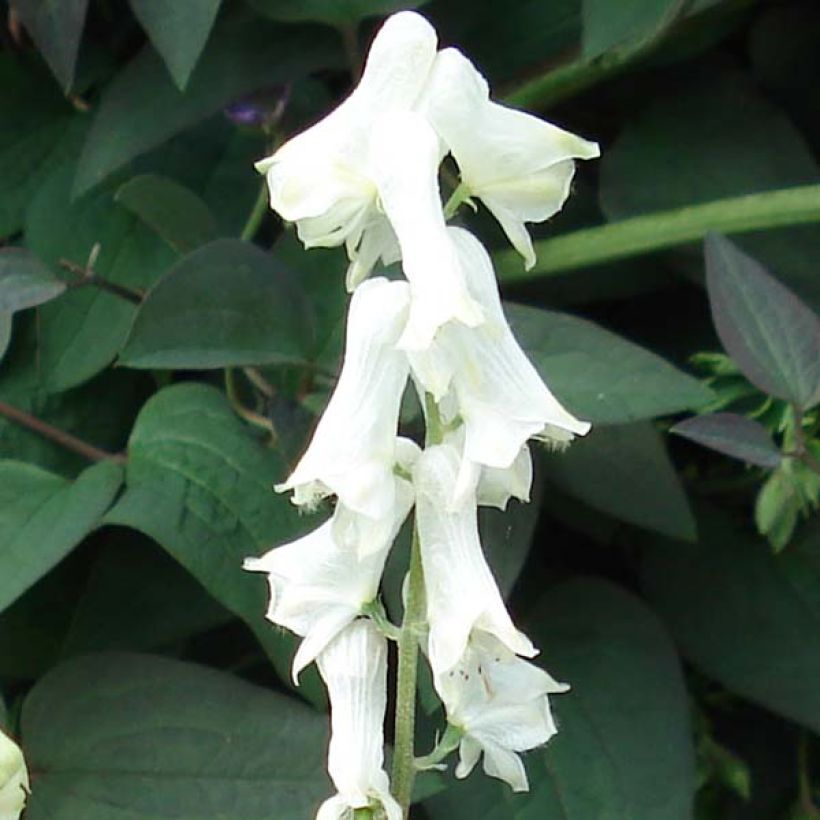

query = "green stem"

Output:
[[224, 368, 278, 442], [240, 182, 269, 242], [443, 182, 471, 220], [493, 184, 820, 283], [391, 524, 426, 818], [414, 724, 463, 771]]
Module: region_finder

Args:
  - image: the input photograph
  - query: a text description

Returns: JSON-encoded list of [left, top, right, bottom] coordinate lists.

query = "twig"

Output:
[[0, 399, 126, 464], [59, 248, 144, 305]]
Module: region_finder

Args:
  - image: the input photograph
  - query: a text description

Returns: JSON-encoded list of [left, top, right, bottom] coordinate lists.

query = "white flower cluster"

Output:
[[245, 11, 597, 818], [0, 728, 28, 820]]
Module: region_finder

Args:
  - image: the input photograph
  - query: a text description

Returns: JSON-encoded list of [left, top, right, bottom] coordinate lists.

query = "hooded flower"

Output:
[[316, 620, 401, 820], [413, 441, 536, 676], [245, 442, 416, 681], [256, 11, 437, 289], [0, 729, 28, 820], [422, 48, 599, 270], [435, 632, 568, 792], [410, 227, 590, 473], [276, 277, 411, 520]]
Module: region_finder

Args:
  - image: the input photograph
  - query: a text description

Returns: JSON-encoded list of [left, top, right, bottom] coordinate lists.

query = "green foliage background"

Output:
[[1, 0, 819, 817]]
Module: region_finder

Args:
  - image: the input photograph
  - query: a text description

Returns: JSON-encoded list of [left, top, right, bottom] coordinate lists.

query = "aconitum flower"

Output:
[[413, 441, 536, 677], [435, 632, 569, 792], [0, 729, 28, 820], [422, 48, 600, 270], [276, 277, 411, 520], [316, 620, 401, 820]]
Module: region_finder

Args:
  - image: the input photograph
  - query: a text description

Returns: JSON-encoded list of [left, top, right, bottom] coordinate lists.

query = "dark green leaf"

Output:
[[14, 0, 89, 90], [599, 67, 820, 310], [0, 248, 65, 312], [642, 508, 820, 732], [103, 383, 324, 702], [22, 652, 329, 819], [247, 0, 429, 25], [0, 460, 123, 614], [129, 0, 222, 90], [0, 313, 10, 363], [582, 0, 675, 58], [543, 422, 697, 540], [754, 466, 803, 553], [507, 303, 712, 425], [120, 239, 312, 369], [73, 10, 340, 195], [115, 174, 219, 253], [672, 412, 782, 468], [705, 233, 820, 409], [426, 579, 694, 819], [24, 163, 175, 392]]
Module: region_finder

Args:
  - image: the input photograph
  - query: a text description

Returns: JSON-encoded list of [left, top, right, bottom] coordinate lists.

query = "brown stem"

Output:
[[59, 259, 144, 305], [0, 399, 126, 464]]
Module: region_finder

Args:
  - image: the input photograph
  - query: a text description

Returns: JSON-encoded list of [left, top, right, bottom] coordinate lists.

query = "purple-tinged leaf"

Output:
[[705, 233, 820, 410], [672, 413, 782, 468]]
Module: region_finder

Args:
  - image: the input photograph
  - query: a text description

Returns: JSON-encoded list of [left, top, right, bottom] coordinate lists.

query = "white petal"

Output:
[[423, 48, 599, 268], [414, 443, 535, 675], [481, 741, 529, 792], [317, 621, 396, 813], [454, 735, 482, 780], [371, 111, 484, 350], [276, 277, 410, 518], [0, 730, 27, 819], [344, 214, 401, 291], [477, 445, 533, 510]]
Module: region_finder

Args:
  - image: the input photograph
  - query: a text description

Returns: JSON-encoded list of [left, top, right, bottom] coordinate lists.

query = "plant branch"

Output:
[[240, 182, 270, 243], [224, 368, 278, 443], [59, 256, 144, 305], [0, 399, 126, 464], [494, 184, 820, 283]]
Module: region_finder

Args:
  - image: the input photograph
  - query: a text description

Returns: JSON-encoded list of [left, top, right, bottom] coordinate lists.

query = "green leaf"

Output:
[[120, 239, 312, 369], [507, 303, 712, 425], [672, 412, 782, 469], [543, 422, 697, 541], [73, 10, 340, 195], [247, 0, 429, 25], [425, 579, 694, 819], [129, 0, 222, 90], [755, 466, 802, 553], [641, 508, 820, 733], [14, 0, 89, 90], [0, 460, 123, 614], [705, 233, 820, 410], [599, 67, 820, 310], [115, 174, 219, 253], [0, 248, 65, 312], [21, 652, 329, 819], [0, 313, 10, 363], [103, 383, 324, 701], [582, 0, 675, 58], [24, 162, 175, 392]]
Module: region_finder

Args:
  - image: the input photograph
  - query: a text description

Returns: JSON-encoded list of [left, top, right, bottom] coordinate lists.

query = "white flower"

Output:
[[410, 227, 590, 472], [0, 729, 28, 820], [316, 620, 401, 820], [276, 277, 411, 519], [245, 446, 415, 681], [413, 441, 536, 676], [370, 111, 485, 350], [256, 11, 437, 290], [436, 632, 568, 793], [422, 48, 600, 270]]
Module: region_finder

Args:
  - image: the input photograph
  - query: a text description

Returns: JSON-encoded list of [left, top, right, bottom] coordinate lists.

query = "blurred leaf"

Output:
[[14, 0, 89, 91], [426, 579, 694, 819], [507, 303, 712, 425], [705, 233, 820, 410], [73, 10, 340, 195], [642, 508, 820, 733], [24, 163, 175, 392], [599, 67, 820, 310], [21, 652, 329, 819], [247, 0, 429, 25], [755, 466, 802, 552], [0, 460, 122, 614], [672, 413, 782, 468], [60, 532, 232, 656], [0, 55, 76, 240], [115, 174, 218, 253], [0, 313, 9, 362], [120, 239, 312, 369], [0, 248, 65, 312], [582, 0, 676, 58], [543, 422, 697, 540], [103, 383, 324, 702], [129, 0, 222, 90]]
